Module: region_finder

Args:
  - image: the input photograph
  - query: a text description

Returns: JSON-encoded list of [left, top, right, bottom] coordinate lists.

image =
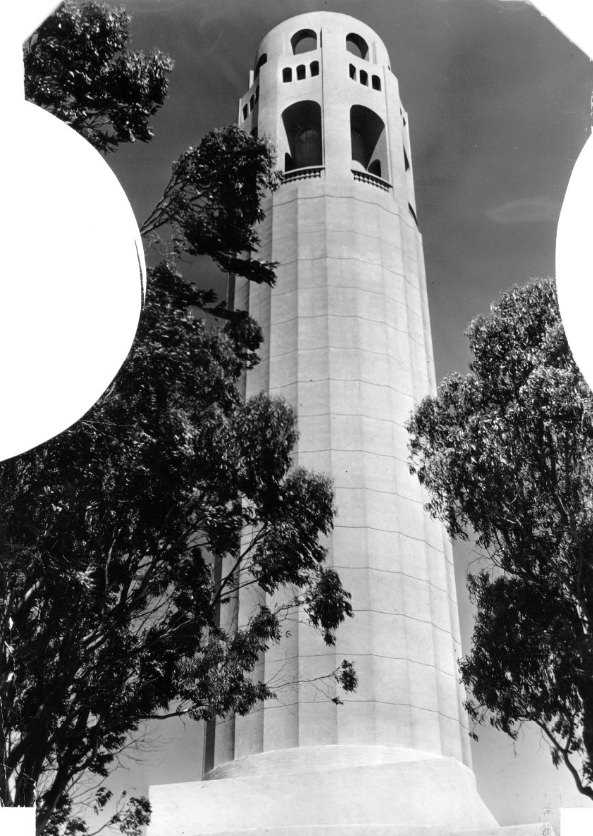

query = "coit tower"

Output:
[[149, 12, 524, 834]]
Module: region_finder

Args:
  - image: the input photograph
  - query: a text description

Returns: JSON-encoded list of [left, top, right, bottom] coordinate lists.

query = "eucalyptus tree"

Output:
[[408, 279, 593, 799], [8, 4, 356, 833]]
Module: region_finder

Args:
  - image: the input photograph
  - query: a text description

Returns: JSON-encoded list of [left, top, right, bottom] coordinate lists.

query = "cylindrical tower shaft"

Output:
[[209, 11, 470, 770], [147, 18, 555, 836], [155, 13, 500, 835]]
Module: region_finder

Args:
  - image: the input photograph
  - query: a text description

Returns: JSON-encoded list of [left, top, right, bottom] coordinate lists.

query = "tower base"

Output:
[[148, 746, 548, 836]]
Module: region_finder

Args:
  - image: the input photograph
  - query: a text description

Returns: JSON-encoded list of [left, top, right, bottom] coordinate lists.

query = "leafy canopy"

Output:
[[408, 278, 593, 799], [24, 1, 173, 153], [1, 266, 353, 833], [10, 3, 355, 834], [141, 126, 280, 288]]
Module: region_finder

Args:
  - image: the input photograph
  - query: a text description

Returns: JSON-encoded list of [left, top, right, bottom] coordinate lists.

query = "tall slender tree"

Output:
[[407, 278, 593, 800], [7, 4, 356, 833]]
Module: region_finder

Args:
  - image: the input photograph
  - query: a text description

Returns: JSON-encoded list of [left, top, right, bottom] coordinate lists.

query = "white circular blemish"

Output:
[[2, 101, 144, 461], [556, 132, 593, 391]]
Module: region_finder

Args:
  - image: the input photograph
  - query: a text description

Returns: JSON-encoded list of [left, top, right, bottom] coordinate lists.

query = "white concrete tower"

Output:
[[215, 11, 473, 770], [149, 13, 546, 836]]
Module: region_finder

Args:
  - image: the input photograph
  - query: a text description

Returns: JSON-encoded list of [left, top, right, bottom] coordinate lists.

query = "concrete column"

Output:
[[149, 13, 510, 834]]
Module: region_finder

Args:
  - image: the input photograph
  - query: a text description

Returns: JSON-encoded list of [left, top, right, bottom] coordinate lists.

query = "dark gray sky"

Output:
[[111, 0, 592, 381], [102, 0, 593, 829]]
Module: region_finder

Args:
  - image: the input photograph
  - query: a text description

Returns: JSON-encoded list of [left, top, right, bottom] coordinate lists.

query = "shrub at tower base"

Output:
[[0, 3, 356, 834], [407, 278, 593, 801]]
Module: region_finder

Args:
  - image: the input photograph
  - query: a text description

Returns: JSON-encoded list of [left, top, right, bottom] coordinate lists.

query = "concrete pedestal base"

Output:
[[148, 746, 548, 836]]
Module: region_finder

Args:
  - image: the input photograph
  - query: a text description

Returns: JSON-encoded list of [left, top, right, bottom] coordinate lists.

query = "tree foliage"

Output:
[[1, 266, 353, 834], [10, 3, 355, 833], [407, 278, 593, 799], [24, 2, 173, 153], [140, 126, 280, 288]]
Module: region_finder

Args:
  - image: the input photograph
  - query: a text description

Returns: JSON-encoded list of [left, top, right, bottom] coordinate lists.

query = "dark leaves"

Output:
[[0, 259, 353, 828], [140, 126, 281, 285], [24, 2, 173, 154], [14, 6, 354, 831], [407, 278, 593, 799]]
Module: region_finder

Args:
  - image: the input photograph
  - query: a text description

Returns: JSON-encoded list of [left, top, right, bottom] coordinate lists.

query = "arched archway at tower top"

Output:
[[254, 53, 267, 78], [291, 29, 318, 54], [281, 100, 323, 172], [346, 33, 369, 60], [350, 105, 388, 180]]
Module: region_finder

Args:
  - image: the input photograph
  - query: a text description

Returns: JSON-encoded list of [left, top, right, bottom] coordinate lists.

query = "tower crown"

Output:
[[252, 12, 392, 72], [238, 11, 415, 204]]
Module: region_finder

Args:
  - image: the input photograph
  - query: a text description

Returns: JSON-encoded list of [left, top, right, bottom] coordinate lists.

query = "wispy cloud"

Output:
[[486, 196, 561, 224]]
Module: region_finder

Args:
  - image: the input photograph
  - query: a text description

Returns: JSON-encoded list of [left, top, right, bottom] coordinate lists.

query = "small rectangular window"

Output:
[[283, 67, 292, 83], [372, 75, 381, 91], [360, 70, 368, 86], [296, 64, 306, 80]]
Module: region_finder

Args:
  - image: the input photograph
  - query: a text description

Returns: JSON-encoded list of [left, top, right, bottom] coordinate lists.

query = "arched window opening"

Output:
[[350, 105, 388, 180], [310, 60, 319, 77], [346, 33, 369, 60], [249, 94, 255, 112], [292, 29, 317, 54], [372, 75, 381, 91], [368, 160, 382, 177], [360, 70, 368, 86], [254, 53, 267, 78], [296, 64, 306, 81], [349, 64, 356, 80], [403, 148, 410, 171], [282, 100, 323, 172], [242, 104, 248, 120], [283, 67, 292, 83]]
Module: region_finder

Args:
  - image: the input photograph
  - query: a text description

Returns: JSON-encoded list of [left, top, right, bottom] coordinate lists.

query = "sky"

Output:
[[82, 0, 593, 830]]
